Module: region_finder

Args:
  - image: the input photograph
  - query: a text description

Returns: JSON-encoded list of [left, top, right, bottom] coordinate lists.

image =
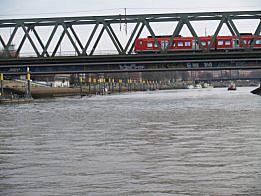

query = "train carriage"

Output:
[[134, 35, 261, 53]]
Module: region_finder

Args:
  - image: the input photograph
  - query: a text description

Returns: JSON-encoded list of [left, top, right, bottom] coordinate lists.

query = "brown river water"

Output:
[[0, 87, 261, 195]]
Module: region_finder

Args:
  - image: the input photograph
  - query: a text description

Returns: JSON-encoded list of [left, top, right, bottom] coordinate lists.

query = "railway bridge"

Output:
[[0, 10, 261, 75]]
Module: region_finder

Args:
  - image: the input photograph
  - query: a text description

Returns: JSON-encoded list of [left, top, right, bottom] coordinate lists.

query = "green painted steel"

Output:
[[0, 11, 260, 57]]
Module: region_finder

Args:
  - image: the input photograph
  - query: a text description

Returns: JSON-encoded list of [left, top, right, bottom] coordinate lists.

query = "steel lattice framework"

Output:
[[0, 10, 261, 58]]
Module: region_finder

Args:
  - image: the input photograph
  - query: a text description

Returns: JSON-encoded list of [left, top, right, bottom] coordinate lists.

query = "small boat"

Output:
[[195, 84, 202, 89], [202, 83, 213, 88], [228, 83, 237, 91], [186, 84, 194, 89]]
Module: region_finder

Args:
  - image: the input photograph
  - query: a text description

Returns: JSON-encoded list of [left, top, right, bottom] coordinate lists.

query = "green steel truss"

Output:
[[0, 11, 260, 57]]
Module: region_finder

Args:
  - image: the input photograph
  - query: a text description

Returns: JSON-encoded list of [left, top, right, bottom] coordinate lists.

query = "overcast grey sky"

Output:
[[0, 0, 260, 18], [0, 0, 261, 55]]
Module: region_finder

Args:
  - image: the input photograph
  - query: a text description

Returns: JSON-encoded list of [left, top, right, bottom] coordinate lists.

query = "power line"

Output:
[[0, 6, 259, 18]]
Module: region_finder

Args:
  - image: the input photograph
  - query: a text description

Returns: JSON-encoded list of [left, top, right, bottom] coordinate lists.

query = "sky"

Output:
[[0, 0, 260, 18], [0, 0, 261, 56]]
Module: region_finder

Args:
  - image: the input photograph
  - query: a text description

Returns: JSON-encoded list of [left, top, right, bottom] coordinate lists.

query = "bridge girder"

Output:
[[0, 51, 261, 75], [0, 11, 261, 57]]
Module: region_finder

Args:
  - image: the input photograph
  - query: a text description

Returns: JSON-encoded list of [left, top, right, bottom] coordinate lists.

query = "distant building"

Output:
[[0, 44, 17, 57], [32, 74, 70, 87], [53, 75, 70, 87]]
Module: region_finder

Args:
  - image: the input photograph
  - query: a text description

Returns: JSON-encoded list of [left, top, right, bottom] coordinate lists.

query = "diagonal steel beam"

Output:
[[227, 16, 247, 50], [225, 19, 236, 36], [250, 20, 261, 49], [90, 26, 105, 56], [21, 24, 41, 57], [6, 26, 18, 47], [207, 16, 226, 51], [128, 23, 145, 54], [124, 22, 140, 53], [107, 24, 124, 52], [102, 21, 123, 54], [61, 23, 81, 55], [3, 26, 18, 56], [0, 35, 6, 49], [184, 18, 203, 49], [69, 25, 84, 51], [15, 26, 31, 57], [253, 20, 261, 35], [142, 19, 161, 52], [42, 23, 59, 57], [52, 29, 66, 57], [31, 27, 47, 57], [82, 23, 99, 55], [166, 19, 185, 51]]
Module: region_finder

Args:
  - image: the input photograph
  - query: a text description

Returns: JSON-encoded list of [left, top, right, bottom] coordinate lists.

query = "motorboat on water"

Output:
[[194, 84, 202, 89], [186, 84, 194, 89], [202, 83, 213, 88], [228, 83, 237, 91]]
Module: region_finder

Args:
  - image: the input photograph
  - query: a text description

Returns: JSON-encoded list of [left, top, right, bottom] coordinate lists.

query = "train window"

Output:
[[185, 41, 191, 46], [218, 40, 224, 46], [225, 41, 231, 45], [139, 41, 142, 45], [201, 41, 206, 46], [256, 40, 261, 44], [147, 42, 153, 48], [178, 41, 183, 46]]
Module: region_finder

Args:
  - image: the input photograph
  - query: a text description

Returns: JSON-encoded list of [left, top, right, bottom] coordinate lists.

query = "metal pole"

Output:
[[108, 78, 111, 93], [0, 73, 3, 97], [93, 78, 97, 95], [80, 74, 83, 97], [26, 67, 31, 98], [119, 79, 122, 93], [88, 78, 91, 96], [103, 79, 106, 95], [112, 79, 114, 93], [98, 79, 101, 95]]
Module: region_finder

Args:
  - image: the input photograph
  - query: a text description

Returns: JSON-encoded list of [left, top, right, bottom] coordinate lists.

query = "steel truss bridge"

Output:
[[0, 10, 261, 75]]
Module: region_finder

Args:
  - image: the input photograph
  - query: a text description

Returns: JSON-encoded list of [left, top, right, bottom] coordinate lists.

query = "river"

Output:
[[0, 87, 261, 195]]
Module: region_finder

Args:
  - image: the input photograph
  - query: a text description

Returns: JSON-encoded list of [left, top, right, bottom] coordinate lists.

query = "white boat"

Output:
[[194, 84, 202, 89], [186, 85, 194, 89], [202, 83, 213, 88]]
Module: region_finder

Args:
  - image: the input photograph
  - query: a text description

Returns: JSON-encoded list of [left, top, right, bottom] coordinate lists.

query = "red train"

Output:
[[134, 34, 261, 53]]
